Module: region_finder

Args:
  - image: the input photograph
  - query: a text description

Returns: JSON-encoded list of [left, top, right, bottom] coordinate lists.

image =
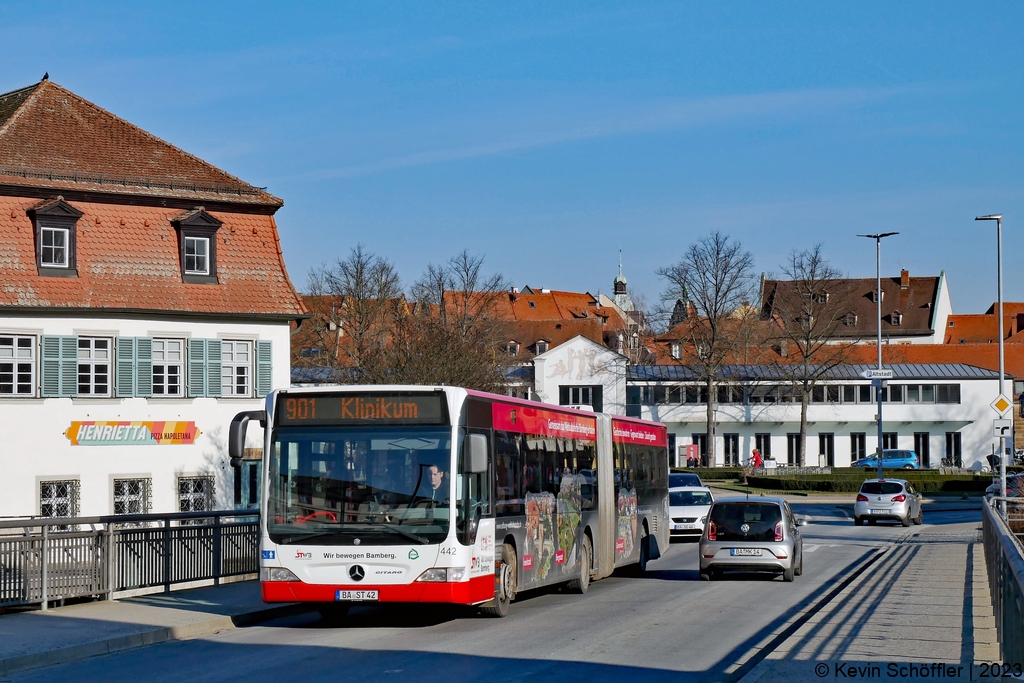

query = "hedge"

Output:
[[746, 474, 990, 493], [671, 467, 744, 481]]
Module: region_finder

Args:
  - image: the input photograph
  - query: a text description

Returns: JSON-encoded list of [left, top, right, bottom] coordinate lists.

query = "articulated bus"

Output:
[[229, 385, 669, 618]]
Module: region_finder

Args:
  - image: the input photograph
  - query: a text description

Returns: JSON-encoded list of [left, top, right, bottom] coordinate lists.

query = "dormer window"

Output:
[[184, 237, 210, 275], [506, 341, 520, 356], [670, 343, 681, 360], [536, 341, 549, 354], [845, 312, 858, 327], [171, 207, 221, 284], [816, 292, 829, 304], [891, 310, 903, 326], [872, 290, 884, 303], [27, 196, 82, 277]]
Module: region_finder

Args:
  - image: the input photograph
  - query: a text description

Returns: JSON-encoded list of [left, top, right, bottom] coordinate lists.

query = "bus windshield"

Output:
[[268, 425, 453, 545]]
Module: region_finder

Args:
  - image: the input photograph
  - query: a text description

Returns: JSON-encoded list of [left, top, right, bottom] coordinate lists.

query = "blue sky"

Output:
[[3, 2, 1023, 315]]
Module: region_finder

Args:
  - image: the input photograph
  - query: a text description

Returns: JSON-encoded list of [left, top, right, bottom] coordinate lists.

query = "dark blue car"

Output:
[[853, 449, 920, 470]]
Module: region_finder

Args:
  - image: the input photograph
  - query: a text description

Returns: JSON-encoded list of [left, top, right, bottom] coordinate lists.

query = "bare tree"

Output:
[[764, 245, 857, 466], [304, 244, 404, 383], [401, 251, 513, 391], [658, 233, 756, 467]]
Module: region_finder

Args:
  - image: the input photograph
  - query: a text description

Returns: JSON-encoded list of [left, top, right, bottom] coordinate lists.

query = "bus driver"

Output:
[[416, 464, 449, 503]]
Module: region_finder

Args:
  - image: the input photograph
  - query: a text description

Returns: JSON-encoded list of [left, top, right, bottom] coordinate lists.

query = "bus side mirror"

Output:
[[466, 434, 489, 473], [229, 410, 266, 468]]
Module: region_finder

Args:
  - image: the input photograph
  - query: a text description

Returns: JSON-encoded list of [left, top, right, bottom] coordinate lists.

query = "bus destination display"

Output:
[[275, 391, 449, 427]]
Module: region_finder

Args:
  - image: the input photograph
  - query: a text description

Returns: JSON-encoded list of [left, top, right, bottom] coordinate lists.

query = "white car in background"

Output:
[[669, 486, 714, 540]]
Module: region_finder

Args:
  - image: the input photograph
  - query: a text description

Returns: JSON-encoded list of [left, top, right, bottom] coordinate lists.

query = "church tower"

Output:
[[613, 250, 634, 312]]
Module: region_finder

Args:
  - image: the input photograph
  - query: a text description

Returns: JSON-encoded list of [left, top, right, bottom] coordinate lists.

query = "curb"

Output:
[[0, 602, 315, 677]]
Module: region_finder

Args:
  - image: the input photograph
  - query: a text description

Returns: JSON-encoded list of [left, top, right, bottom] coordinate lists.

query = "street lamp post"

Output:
[[858, 232, 899, 482], [976, 214, 1007, 512]]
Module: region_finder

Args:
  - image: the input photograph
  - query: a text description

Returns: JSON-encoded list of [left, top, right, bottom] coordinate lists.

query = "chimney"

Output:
[[900, 269, 910, 290]]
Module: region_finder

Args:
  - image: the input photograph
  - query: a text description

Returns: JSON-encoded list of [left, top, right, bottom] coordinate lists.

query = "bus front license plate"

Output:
[[730, 548, 760, 556], [336, 590, 378, 601]]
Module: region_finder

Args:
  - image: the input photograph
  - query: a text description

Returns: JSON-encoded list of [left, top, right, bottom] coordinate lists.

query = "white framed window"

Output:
[[0, 335, 35, 396], [178, 476, 215, 512], [670, 343, 681, 360], [41, 226, 69, 267], [184, 236, 209, 275], [536, 341, 548, 354], [221, 340, 252, 397], [77, 337, 111, 396], [113, 478, 151, 515], [152, 338, 184, 396]]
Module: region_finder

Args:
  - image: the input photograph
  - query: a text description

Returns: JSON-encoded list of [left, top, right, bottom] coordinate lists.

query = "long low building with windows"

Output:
[[625, 364, 1001, 469]]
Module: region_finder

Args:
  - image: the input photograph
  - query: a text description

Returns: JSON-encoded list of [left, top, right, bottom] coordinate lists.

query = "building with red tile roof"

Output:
[[0, 79, 305, 518]]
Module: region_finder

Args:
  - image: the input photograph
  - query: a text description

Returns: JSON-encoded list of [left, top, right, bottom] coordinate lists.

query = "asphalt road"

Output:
[[8, 507, 980, 683]]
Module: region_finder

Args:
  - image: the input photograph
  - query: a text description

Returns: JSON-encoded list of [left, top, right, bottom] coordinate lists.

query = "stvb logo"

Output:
[[349, 565, 366, 582]]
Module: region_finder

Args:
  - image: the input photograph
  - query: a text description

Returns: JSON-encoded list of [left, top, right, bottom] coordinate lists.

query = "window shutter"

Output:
[[188, 338, 207, 398], [42, 336, 65, 397], [207, 339, 222, 397], [116, 337, 137, 397], [255, 340, 273, 397], [136, 337, 153, 397]]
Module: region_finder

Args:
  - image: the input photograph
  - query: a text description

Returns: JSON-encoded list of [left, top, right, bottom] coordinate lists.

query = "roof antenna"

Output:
[[42, 72, 49, 81]]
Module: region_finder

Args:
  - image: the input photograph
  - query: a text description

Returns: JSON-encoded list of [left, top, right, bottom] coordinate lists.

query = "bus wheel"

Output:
[[480, 543, 516, 618], [317, 603, 350, 623], [567, 535, 592, 594], [631, 527, 650, 575]]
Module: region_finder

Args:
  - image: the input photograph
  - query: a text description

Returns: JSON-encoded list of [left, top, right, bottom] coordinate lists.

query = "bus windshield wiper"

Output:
[[360, 524, 430, 544], [277, 525, 430, 545]]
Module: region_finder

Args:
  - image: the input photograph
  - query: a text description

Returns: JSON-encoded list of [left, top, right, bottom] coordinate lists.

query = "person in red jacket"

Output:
[[750, 448, 763, 469]]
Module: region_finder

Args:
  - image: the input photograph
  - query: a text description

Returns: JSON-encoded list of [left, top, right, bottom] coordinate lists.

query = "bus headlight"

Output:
[[261, 567, 300, 582], [415, 568, 468, 583], [416, 568, 449, 582]]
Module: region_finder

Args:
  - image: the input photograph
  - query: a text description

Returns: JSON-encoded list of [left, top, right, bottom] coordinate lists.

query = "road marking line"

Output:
[[804, 545, 820, 552]]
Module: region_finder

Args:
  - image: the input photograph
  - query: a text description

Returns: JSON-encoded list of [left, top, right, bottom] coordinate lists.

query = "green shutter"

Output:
[[116, 337, 136, 397], [188, 338, 207, 398], [256, 340, 273, 397], [136, 337, 153, 397], [42, 335, 77, 397], [207, 340, 222, 398]]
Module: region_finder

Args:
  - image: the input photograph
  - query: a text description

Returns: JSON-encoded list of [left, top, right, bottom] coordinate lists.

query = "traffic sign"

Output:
[[991, 395, 1013, 416], [994, 419, 1012, 437], [863, 369, 894, 379]]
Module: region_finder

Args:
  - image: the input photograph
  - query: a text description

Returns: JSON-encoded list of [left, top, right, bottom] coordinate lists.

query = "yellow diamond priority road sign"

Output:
[[991, 394, 1013, 416]]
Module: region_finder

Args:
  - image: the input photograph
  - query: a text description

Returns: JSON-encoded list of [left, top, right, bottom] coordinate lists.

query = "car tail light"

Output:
[[856, 494, 869, 502], [708, 520, 717, 541], [891, 494, 906, 502], [774, 521, 783, 542]]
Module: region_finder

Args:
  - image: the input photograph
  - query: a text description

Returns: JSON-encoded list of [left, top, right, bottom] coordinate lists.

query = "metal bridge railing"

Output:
[[0, 511, 259, 610], [981, 497, 1024, 666]]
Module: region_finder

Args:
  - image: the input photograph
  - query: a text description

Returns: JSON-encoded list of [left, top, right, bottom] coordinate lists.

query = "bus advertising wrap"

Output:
[[492, 403, 597, 441], [611, 420, 668, 447]]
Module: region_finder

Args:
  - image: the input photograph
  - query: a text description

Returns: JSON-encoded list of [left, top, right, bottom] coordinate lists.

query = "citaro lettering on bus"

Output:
[[339, 397, 419, 420]]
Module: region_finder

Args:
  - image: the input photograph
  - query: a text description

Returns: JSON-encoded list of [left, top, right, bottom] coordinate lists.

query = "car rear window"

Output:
[[670, 490, 712, 506], [670, 473, 702, 487], [861, 482, 904, 495], [708, 502, 782, 542]]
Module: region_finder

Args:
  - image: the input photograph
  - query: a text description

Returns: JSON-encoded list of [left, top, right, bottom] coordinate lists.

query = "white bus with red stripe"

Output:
[[228, 385, 669, 618]]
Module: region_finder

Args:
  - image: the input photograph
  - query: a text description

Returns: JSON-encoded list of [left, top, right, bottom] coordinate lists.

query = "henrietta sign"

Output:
[[64, 421, 201, 446]]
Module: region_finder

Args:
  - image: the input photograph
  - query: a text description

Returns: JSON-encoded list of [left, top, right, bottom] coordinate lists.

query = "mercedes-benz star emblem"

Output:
[[349, 565, 365, 582], [740, 523, 750, 534], [353, 538, 361, 546]]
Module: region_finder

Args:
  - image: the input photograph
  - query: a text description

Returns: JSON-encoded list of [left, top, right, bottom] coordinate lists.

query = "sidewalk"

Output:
[[0, 581, 311, 677], [738, 523, 999, 682]]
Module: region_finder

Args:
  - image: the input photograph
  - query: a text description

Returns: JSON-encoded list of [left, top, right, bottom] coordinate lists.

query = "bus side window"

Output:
[[494, 431, 522, 516]]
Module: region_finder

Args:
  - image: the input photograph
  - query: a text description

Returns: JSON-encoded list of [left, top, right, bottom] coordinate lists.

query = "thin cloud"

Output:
[[293, 86, 905, 181]]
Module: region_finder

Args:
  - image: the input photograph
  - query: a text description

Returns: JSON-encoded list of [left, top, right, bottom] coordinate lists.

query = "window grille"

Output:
[[178, 476, 215, 512], [41, 226, 69, 267], [40, 480, 80, 518], [113, 478, 152, 515], [183, 236, 209, 275]]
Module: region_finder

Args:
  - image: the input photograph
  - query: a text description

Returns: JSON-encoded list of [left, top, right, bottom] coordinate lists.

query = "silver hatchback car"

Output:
[[854, 479, 923, 527], [699, 497, 804, 582]]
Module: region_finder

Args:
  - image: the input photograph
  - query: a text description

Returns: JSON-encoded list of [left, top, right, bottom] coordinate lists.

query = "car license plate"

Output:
[[870, 509, 888, 515], [336, 590, 378, 601], [674, 524, 694, 530], [730, 548, 760, 556]]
